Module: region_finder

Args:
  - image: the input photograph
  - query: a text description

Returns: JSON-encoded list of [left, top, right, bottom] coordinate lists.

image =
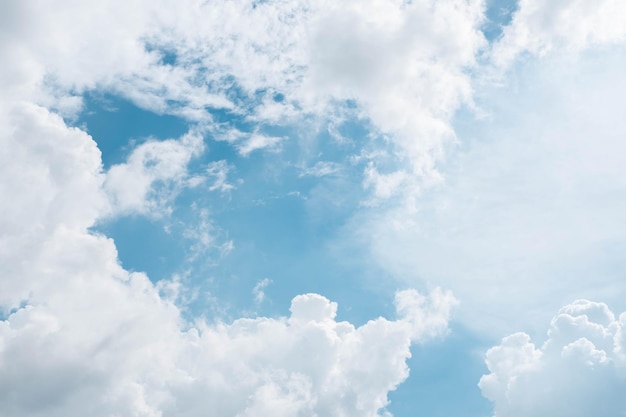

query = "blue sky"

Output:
[[2, 0, 626, 416]]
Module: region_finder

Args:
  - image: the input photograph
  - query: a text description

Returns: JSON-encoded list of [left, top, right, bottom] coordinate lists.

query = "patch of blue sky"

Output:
[[145, 44, 179, 66], [96, 215, 189, 283], [482, 0, 518, 41], [388, 323, 493, 417], [80, 90, 397, 324], [205, 188, 384, 321], [185, 115, 391, 323]]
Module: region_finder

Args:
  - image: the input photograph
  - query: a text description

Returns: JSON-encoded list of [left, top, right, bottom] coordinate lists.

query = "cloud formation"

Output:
[[0, 95, 456, 416], [480, 299, 626, 417], [0, 43, 459, 413], [350, 5, 626, 336], [1, 0, 488, 197], [6, 1, 626, 416], [492, 0, 626, 66]]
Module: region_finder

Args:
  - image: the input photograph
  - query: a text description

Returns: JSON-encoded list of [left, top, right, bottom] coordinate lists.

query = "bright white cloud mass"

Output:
[[2, 0, 626, 416], [480, 300, 626, 417]]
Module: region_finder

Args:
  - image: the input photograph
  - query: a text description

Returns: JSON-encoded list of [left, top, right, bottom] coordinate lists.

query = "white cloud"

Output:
[[181, 207, 233, 263], [0, 260, 454, 416], [479, 299, 626, 417], [0, 103, 108, 308], [237, 133, 284, 157], [394, 287, 458, 341], [362, 163, 409, 202], [1, 0, 488, 198], [299, 161, 341, 178], [492, 0, 626, 67], [351, 38, 626, 336], [253, 278, 272, 304], [206, 160, 235, 193], [104, 132, 204, 217], [0, 95, 456, 416], [302, 0, 485, 193]]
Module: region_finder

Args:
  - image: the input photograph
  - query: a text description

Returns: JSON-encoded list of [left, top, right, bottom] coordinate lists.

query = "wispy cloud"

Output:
[[104, 132, 204, 217], [237, 133, 284, 156], [252, 278, 272, 304]]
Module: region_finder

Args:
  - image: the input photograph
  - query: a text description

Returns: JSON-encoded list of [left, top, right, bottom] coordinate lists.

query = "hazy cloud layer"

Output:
[[353, 4, 626, 335]]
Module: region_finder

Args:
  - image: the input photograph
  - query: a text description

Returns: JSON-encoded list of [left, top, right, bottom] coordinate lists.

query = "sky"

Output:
[[1, 0, 626, 416]]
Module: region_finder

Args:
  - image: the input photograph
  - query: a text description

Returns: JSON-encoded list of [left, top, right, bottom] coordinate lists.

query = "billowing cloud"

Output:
[[479, 299, 626, 417], [8, 1, 626, 415], [0, 94, 456, 416], [0, 103, 108, 308], [303, 0, 485, 190]]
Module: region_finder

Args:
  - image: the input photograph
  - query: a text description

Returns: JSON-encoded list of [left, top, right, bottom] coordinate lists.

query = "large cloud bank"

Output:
[[0, 1, 476, 415], [353, 0, 626, 336]]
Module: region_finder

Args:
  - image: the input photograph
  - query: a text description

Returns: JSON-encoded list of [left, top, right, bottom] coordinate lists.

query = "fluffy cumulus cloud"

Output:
[[0, 103, 108, 308], [0, 87, 457, 415], [479, 300, 626, 417], [1, 0, 488, 197]]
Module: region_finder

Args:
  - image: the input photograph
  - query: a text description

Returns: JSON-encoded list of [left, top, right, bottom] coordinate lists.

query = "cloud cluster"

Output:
[[480, 300, 626, 417], [3, 2, 471, 407], [2, 0, 488, 197], [492, 0, 626, 66], [8, 1, 626, 415], [0, 93, 457, 416]]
